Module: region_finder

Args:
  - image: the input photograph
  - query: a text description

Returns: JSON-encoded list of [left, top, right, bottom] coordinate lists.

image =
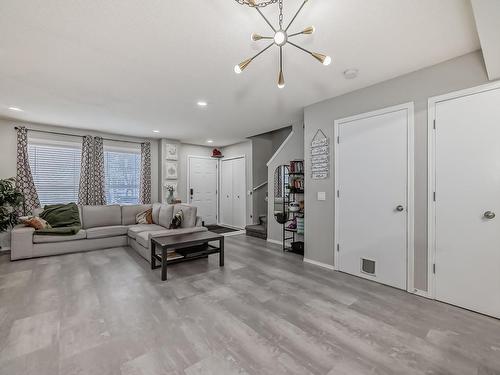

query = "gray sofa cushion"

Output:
[[152, 203, 162, 224], [173, 204, 197, 228], [121, 204, 152, 225], [158, 204, 174, 228], [127, 224, 165, 239], [86, 225, 129, 239], [33, 230, 87, 244], [135, 226, 208, 248], [82, 205, 122, 229]]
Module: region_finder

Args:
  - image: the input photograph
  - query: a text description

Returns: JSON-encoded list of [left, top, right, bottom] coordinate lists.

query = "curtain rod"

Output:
[[14, 126, 147, 145]]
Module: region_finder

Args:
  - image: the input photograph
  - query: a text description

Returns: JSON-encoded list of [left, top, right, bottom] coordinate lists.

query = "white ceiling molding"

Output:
[[471, 0, 500, 80]]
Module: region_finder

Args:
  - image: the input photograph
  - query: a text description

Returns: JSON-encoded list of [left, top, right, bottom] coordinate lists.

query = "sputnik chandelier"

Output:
[[233, 0, 331, 88]]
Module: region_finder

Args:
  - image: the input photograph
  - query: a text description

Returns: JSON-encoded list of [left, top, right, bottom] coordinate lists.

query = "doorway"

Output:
[[220, 156, 246, 229], [187, 156, 218, 225], [428, 82, 500, 319], [334, 103, 414, 290]]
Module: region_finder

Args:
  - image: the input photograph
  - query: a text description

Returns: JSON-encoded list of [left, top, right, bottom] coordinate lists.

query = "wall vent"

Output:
[[361, 258, 376, 275]]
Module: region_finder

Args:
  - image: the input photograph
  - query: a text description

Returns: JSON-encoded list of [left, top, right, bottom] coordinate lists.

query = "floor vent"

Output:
[[361, 258, 376, 275]]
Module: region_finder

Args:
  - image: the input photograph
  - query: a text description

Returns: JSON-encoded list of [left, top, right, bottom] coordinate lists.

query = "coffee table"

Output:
[[150, 231, 224, 281]]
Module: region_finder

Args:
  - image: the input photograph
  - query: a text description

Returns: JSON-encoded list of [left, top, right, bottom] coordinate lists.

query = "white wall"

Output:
[[221, 141, 253, 226], [0, 118, 160, 201], [303, 51, 489, 291], [267, 123, 304, 243]]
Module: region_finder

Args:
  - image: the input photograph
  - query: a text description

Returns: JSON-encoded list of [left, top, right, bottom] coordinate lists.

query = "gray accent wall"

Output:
[[304, 51, 489, 291], [250, 126, 293, 223]]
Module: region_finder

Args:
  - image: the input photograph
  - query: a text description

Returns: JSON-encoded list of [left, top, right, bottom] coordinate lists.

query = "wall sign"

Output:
[[311, 129, 330, 180]]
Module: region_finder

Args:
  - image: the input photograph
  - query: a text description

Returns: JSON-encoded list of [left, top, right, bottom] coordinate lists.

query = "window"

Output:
[[104, 148, 140, 205], [28, 140, 82, 206], [28, 139, 141, 206]]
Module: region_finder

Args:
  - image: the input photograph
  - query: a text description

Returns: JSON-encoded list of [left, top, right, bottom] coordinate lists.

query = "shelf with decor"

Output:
[[282, 160, 304, 255]]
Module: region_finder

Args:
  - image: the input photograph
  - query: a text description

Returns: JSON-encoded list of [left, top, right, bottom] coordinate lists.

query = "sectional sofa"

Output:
[[10, 203, 207, 261]]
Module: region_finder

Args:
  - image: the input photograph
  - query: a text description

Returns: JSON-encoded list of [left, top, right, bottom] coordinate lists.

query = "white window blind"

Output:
[[28, 141, 82, 206], [104, 148, 140, 205]]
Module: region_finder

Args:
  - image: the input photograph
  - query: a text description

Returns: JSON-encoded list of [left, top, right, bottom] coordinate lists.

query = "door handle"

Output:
[[484, 211, 496, 220], [396, 205, 405, 212], [190, 188, 193, 196]]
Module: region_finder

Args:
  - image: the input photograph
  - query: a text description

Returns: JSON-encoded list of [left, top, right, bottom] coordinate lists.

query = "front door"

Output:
[[336, 104, 412, 290], [188, 156, 218, 225]]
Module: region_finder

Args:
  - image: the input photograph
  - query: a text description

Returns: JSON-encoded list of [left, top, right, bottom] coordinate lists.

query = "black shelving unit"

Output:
[[282, 160, 304, 255]]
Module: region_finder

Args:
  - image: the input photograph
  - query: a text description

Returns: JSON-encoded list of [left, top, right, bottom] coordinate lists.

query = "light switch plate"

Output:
[[317, 192, 326, 201]]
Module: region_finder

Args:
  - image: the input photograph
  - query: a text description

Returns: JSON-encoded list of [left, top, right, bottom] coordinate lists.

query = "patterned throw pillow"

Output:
[[21, 216, 51, 230], [136, 208, 153, 224], [170, 209, 183, 229]]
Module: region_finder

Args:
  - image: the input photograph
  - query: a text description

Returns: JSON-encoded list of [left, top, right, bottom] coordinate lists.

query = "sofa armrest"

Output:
[[10, 225, 34, 260], [195, 216, 203, 227]]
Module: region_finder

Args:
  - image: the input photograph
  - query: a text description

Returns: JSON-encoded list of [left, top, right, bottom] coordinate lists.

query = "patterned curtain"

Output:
[[78, 136, 106, 205], [15, 126, 41, 215], [139, 142, 151, 204]]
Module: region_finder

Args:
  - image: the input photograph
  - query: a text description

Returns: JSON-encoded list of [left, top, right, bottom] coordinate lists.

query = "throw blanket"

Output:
[[37, 203, 81, 235]]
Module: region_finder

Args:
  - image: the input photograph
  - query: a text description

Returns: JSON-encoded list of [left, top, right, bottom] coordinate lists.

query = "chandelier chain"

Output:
[[233, 0, 278, 8], [278, 0, 284, 29]]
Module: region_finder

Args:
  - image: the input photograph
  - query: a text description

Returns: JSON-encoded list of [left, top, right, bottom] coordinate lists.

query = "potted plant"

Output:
[[0, 178, 23, 250]]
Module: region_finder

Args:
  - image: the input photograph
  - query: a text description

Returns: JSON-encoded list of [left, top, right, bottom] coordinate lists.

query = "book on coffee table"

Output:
[[166, 252, 184, 261]]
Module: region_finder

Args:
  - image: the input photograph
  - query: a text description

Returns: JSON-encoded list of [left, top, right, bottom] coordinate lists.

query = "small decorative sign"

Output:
[[311, 129, 330, 180]]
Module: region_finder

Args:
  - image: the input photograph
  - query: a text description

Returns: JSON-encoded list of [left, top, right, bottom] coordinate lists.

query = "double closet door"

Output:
[[220, 157, 246, 229], [431, 83, 500, 319]]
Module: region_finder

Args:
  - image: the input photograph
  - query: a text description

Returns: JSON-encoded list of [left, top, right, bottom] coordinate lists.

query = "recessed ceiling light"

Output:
[[343, 69, 359, 79], [152, 130, 160, 133], [207, 139, 214, 144], [8, 106, 23, 112], [197, 101, 208, 107]]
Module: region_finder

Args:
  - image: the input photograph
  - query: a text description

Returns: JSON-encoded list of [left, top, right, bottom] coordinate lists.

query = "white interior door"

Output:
[[231, 157, 246, 229], [219, 157, 246, 229], [335, 104, 413, 290], [432, 85, 500, 318], [220, 159, 233, 226], [188, 157, 218, 225]]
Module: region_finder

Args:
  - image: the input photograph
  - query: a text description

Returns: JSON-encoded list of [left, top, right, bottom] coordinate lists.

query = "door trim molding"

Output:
[[427, 80, 500, 300], [334, 102, 415, 292], [187, 155, 219, 225]]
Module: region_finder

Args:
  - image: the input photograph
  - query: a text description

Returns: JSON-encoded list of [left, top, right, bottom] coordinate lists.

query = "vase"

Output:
[[166, 191, 174, 204]]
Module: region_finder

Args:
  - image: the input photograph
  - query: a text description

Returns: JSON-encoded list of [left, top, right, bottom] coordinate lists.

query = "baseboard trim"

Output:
[[303, 258, 335, 270], [266, 238, 282, 246]]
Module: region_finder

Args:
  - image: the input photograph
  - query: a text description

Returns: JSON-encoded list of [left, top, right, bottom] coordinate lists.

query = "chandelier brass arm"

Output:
[[285, 0, 309, 32], [234, 42, 274, 74], [288, 26, 315, 38], [288, 40, 331, 65], [255, 7, 276, 32]]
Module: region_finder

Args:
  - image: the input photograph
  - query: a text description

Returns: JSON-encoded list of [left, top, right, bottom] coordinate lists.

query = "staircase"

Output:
[[245, 215, 267, 239]]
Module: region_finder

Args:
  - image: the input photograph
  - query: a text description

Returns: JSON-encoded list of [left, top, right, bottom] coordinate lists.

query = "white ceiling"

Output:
[[0, 0, 480, 146]]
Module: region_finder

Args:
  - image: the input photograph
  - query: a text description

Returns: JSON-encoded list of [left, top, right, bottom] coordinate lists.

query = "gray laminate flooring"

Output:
[[0, 235, 499, 375]]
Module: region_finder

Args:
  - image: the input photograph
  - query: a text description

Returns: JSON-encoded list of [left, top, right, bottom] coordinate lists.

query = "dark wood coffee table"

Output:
[[150, 231, 224, 281]]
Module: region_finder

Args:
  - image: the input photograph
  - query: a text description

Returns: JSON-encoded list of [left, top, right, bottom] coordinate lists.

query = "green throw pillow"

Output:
[[39, 203, 81, 228]]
